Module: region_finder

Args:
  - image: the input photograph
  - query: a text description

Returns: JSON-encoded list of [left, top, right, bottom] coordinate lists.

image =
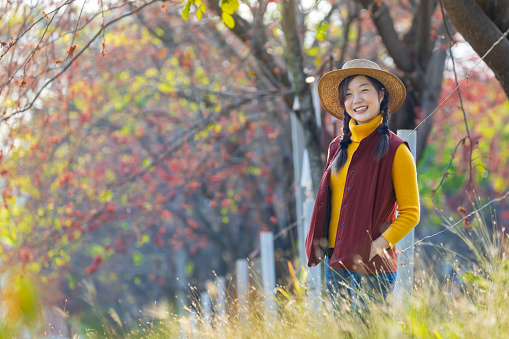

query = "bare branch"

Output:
[[1, 0, 160, 123]]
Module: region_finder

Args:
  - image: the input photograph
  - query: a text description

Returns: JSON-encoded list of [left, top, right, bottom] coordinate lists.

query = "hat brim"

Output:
[[318, 67, 406, 120]]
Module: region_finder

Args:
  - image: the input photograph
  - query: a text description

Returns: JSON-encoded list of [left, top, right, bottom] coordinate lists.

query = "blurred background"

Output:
[[0, 0, 508, 336]]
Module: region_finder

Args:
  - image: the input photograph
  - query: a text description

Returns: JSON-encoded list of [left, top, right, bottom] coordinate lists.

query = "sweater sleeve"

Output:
[[381, 143, 420, 247]]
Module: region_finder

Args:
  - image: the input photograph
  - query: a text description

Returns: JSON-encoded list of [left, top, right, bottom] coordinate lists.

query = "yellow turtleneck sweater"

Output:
[[328, 115, 420, 248]]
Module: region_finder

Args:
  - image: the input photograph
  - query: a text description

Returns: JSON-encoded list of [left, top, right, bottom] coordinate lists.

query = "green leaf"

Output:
[[276, 287, 291, 300], [315, 22, 328, 41], [185, 262, 194, 276], [132, 252, 143, 265], [138, 234, 150, 246], [222, 12, 235, 28], [460, 270, 480, 282], [67, 274, 75, 290]]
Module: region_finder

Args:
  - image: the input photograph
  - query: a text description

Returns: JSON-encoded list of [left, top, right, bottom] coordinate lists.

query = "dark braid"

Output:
[[374, 89, 390, 162], [332, 113, 352, 174]]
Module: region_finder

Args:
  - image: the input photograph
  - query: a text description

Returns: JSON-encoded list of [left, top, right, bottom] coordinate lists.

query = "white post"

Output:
[[236, 259, 249, 322], [260, 231, 276, 320], [188, 311, 199, 339], [175, 246, 189, 338], [200, 292, 212, 328], [216, 276, 227, 318], [301, 148, 322, 311], [394, 130, 417, 309], [311, 79, 322, 129], [291, 109, 306, 268]]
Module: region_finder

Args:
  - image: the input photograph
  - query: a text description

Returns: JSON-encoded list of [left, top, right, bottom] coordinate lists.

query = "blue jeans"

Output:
[[324, 256, 397, 314]]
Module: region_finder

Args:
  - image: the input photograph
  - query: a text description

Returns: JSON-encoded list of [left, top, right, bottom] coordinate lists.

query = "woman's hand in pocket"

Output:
[[369, 236, 390, 261]]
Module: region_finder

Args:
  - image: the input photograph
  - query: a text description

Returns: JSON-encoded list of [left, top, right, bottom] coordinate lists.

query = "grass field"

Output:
[[2, 206, 508, 338]]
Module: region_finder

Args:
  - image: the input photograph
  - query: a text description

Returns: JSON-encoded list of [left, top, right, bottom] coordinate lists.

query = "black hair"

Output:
[[331, 75, 390, 175]]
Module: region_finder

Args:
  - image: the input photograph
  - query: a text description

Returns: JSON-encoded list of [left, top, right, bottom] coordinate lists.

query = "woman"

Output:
[[305, 59, 420, 310]]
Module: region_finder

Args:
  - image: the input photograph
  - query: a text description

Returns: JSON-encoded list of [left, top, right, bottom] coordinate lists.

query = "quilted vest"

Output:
[[305, 128, 407, 274]]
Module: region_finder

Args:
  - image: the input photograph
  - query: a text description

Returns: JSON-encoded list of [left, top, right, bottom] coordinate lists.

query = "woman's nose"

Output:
[[352, 93, 362, 103]]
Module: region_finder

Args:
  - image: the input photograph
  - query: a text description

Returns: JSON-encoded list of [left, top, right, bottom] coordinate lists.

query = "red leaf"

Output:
[[221, 198, 233, 209], [21, 247, 33, 262], [161, 210, 172, 219], [93, 254, 103, 265], [155, 237, 163, 247], [34, 171, 41, 185], [86, 264, 97, 274], [80, 110, 91, 124], [188, 181, 201, 189], [105, 202, 117, 213], [187, 219, 198, 229], [209, 174, 222, 183]]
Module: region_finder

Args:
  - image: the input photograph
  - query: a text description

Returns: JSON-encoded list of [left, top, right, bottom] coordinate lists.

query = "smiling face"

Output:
[[342, 75, 385, 125]]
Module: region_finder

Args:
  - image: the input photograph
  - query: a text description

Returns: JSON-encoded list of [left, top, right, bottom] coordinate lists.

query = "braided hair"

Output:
[[331, 75, 391, 175]]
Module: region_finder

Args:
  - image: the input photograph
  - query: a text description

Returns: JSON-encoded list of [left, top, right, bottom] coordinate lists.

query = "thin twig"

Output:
[[431, 137, 467, 201], [22, 6, 61, 76], [401, 190, 509, 253], [0, 0, 77, 61], [439, 0, 473, 187], [71, 0, 87, 46]]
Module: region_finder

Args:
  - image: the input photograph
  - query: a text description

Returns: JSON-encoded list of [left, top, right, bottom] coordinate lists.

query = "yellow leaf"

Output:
[[220, 0, 238, 14], [222, 12, 235, 28], [182, 1, 191, 20], [196, 5, 203, 19]]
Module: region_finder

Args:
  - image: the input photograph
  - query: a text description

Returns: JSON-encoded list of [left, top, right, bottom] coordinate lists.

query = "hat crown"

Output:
[[342, 59, 381, 71]]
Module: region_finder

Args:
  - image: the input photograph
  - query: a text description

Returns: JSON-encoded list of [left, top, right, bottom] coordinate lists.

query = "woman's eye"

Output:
[[362, 89, 368, 92]]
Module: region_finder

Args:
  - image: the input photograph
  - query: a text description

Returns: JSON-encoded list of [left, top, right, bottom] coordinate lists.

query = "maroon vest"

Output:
[[305, 128, 407, 274]]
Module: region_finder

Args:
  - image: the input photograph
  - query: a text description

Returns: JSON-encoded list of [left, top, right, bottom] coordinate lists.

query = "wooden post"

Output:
[[394, 130, 417, 309], [236, 259, 249, 322], [260, 231, 276, 320]]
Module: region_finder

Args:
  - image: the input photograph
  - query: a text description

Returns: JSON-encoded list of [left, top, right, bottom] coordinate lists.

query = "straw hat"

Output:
[[318, 59, 406, 120]]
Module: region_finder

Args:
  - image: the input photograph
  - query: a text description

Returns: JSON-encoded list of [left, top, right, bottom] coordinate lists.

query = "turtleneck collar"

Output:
[[349, 115, 383, 142]]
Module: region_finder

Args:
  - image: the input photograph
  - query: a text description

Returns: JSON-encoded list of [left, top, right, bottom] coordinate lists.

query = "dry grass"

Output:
[[3, 202, 509, 338], [142, 206, 509, 339]]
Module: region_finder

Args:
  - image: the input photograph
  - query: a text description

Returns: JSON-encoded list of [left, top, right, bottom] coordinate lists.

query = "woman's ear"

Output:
[[379, 88, 385, 102]]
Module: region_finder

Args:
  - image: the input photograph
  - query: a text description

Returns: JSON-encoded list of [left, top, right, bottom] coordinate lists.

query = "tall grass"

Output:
[[149, 204, 509, 339], [3, 201, 509, 338]]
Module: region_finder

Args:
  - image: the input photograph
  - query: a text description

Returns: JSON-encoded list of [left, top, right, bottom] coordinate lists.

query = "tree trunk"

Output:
[[442, 0, 509, 99], [281, 0, 324, 193]]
